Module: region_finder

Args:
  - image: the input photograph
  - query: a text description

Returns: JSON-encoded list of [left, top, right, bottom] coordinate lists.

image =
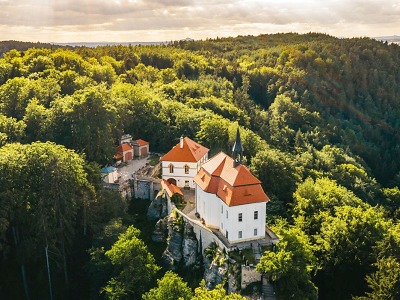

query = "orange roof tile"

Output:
[[160, 137, 209, 163], [161, 179, 183, 198], [194, 152, 269, 206], [136, 139, 149, 147], [114, 153, 123, 160], [116, 143, 133, 152]]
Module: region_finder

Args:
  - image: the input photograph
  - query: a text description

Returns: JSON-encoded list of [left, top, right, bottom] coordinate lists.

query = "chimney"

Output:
[[180, 136, 184, 149]]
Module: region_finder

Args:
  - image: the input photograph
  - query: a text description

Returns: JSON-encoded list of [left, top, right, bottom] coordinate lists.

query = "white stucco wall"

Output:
[[196, 185, 267, 244], [103, 170, 118, 183], [223, 202, 266, 244], [196, 187, 221, 228], [161, 153, 208, 188]]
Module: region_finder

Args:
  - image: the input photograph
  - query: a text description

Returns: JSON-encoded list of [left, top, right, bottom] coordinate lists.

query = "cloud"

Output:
[[0, 0, 399, 42]]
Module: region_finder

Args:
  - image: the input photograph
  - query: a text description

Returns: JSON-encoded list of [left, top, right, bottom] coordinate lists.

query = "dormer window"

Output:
[[184, 164, 189, 174], [169, 164, 174, 173]]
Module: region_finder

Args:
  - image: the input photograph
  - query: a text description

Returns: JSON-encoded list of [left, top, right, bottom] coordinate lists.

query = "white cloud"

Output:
[[0, 0, 399, 42]]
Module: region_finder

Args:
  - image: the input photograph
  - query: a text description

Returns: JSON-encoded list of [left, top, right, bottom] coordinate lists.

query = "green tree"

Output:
[[0, 142, 95, 299], [192, 280, 245, 300], [0, 113, 26, 145], [293, 177, 366, 235], [142, 271, 193, 300], [22, 98, 49, 142], [315, 205, 390, 299], [50, 84, 119, 163], [103, 226, 160, 299], [196, 116, 230, 154], [354, 257, 400, 300], [257, 222, 318, 300], [250, 147, 299, 207]]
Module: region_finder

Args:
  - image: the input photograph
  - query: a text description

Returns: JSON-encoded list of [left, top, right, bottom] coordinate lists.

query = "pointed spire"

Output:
[[232, 128, 244, 167]]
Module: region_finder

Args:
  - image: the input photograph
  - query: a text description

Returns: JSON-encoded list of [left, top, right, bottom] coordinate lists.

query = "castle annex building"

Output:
[[160, 136, 209, 189]]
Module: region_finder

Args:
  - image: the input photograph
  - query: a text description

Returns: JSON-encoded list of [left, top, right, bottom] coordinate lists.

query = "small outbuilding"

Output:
[[132, 139, 150, 158], [116, 143, 133, 162], [101, 166, 118, 183]]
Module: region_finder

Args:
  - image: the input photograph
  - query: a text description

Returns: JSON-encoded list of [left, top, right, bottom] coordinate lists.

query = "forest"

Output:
[[0, 33, 399, 299]]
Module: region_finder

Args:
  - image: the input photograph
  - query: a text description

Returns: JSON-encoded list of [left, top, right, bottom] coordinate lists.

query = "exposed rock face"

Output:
[[161, 214, 183, 270], [227, 263, 241, 294], [161, 213, 199, 271], [152, 217, 168, 243], [182, 222, 198, 267], [147, 193, 168, 220], [203, 255, 228, 290]]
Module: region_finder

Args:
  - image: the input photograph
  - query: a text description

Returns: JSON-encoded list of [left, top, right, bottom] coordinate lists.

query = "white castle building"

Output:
[[160, 136, 209, 189], [193, 129, 269, 244]]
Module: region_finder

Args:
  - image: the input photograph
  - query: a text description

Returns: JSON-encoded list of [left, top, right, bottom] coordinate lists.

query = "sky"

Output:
[[0, 0, 399, 43]]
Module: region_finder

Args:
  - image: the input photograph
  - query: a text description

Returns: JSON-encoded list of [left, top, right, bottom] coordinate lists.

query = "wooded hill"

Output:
[[0, 34, 399, 299]]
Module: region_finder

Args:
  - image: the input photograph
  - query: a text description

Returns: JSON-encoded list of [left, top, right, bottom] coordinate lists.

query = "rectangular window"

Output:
[[239, 231, 242, 239], [238, 213, 242, 222], [226, 210, 228, 219], [221, 205, 223, 214], [221, 222, 223, 229], [254, 228, 258, 236], [254, 211, 258, 220]]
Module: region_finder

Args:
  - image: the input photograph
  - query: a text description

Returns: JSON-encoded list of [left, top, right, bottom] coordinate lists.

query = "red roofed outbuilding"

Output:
[[115, 143, 133, 162], [132, 139, 150, 157]]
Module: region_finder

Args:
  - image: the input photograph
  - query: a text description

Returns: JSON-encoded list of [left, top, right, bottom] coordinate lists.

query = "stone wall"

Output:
[[132, 176, 161, 200], [174, 209, 227, 252], [241, 265, 262, 288]]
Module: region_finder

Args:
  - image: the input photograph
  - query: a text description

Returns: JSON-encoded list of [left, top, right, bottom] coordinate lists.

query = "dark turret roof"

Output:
[[232, 128, 244, 154]]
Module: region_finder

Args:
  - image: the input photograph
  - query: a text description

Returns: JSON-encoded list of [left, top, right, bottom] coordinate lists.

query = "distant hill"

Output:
[[52, 41, 166, 47], [374, 35, 400, 44], [0, 40, 69, 57]]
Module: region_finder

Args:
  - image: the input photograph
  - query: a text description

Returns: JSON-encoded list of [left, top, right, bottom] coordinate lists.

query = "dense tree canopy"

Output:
[[0, 34, 399, 299]]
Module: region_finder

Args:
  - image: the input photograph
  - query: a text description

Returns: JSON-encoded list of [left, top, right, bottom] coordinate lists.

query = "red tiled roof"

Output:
[[114, 153, 123, 160], [194, 152, 269, 206], [116, 143, 133, 152], [160, 137, 209, 163], [161, 179, 183, 197], [136, 139, 149, 147]]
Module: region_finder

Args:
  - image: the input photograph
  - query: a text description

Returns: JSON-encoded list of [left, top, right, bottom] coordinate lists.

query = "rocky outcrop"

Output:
[[203, 244, 241, 293], [204, 255, 228, 290], [182, 222, 198, 267], [227, 262, 241, 294], [152, 217, 168, 243], [147, 192, 168, 220], [161, 212, 200, 271], [161, 213, 184, 270]]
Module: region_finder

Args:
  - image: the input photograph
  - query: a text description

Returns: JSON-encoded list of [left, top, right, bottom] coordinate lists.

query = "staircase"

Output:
[[252, 243, 262, 264], [261, 277, 275, 300]]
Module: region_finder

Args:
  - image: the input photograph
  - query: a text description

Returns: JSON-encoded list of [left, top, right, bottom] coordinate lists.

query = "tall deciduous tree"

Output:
[[192, 280, 245, 300], [142, 271, 193, 300], [50, 84, 119, 163], [0, 142, 95, 299], [257, 222, 318, 300], [103, 226, 160, 299], [354, 257, 400, 300]]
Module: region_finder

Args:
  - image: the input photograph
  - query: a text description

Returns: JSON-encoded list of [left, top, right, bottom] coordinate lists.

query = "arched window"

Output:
[[169, 164, 174, 173], [184, 164, 189, 174]]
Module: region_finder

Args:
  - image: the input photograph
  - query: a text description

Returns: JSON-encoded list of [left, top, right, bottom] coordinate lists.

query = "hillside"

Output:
[[0, 33, 399, 299]]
